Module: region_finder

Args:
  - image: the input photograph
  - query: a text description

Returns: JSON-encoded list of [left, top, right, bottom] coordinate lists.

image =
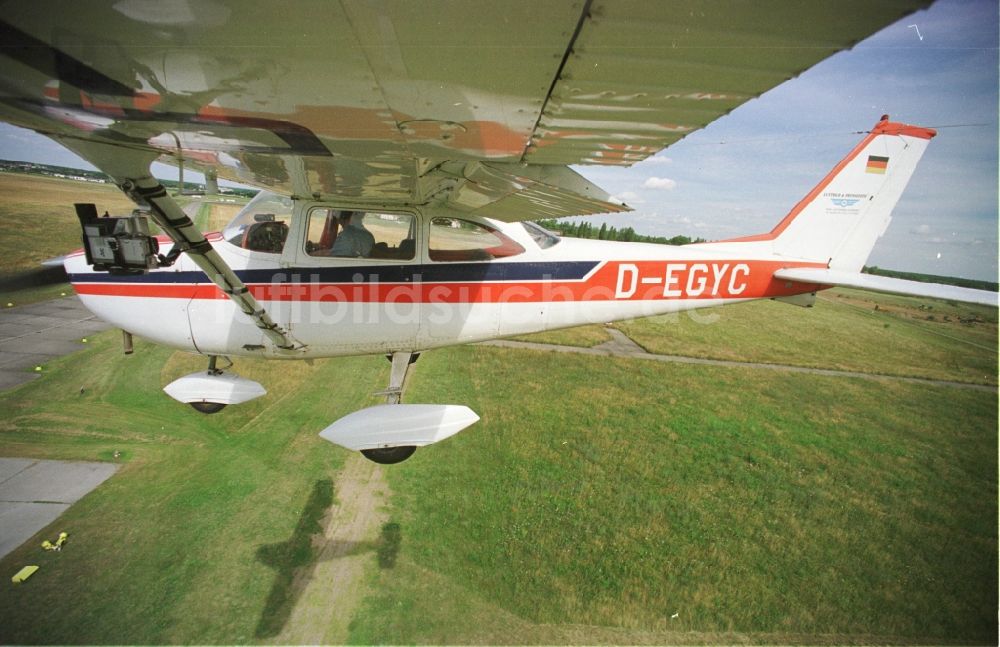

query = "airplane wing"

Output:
[[0, 0, 929, 219]]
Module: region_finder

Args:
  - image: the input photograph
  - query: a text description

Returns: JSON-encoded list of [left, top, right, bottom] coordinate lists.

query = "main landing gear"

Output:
[[189, 356, 229, 414], [162, 350, 480, 466], [360, 352, 420, 465], [318, 350, 479, 464]]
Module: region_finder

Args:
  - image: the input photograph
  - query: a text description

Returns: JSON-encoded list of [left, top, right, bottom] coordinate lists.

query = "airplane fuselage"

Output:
[[65, 201, 823, 359]]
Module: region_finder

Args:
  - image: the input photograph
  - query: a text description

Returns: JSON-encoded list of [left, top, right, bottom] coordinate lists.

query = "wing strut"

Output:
[[120, 176, 302, 352], [47, 136, 302, 352]]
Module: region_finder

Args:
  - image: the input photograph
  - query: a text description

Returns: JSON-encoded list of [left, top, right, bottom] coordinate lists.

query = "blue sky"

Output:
[[0, 0, 996, 280], [575, 0, 998, 281]]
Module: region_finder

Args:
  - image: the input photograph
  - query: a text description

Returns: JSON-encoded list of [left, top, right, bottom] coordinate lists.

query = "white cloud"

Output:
[[638, 155, 673, 166], [642, 176, 677, 190], [615, 191, 644, 205]]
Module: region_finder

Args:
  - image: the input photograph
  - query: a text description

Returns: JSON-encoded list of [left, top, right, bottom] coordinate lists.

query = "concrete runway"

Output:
[[0, 458, 118, 560], [0, 295, 111, 391]]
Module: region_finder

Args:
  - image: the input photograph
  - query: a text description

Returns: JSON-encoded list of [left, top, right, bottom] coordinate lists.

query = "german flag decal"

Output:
[[866, 155, 889, 174]]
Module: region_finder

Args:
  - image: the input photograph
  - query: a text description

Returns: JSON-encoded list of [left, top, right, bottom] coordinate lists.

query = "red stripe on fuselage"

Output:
[[71, 260, 826, 302]]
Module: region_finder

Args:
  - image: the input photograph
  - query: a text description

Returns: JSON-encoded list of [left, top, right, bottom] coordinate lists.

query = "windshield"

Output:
[[521, 221, 560, 249], [222, 191, 294, 246]]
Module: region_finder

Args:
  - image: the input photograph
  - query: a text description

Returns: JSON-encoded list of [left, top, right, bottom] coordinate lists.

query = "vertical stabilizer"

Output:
[[755, 117, 936, 271]]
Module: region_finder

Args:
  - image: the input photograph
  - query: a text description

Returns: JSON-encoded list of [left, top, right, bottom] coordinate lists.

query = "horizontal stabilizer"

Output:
[[41, 255, 68, 268], [773, 268, 998, 307]]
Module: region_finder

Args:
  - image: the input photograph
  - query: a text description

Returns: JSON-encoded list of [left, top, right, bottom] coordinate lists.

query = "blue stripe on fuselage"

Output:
[[68, 261, 600, 284]]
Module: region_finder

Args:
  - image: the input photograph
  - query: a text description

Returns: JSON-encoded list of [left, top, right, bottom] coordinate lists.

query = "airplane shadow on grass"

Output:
[[253, 478, 401, 639]]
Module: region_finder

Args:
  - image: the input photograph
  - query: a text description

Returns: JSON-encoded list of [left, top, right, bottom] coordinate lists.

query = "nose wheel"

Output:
[[164, 355, 267, 413]]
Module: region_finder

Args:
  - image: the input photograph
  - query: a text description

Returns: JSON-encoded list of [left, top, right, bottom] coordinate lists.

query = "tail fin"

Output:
[[740, 116, 936, 271]]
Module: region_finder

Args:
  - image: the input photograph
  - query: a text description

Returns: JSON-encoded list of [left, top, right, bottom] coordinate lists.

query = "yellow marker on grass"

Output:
[[42, 532, 68, 551], [12, 565, 38, 583]]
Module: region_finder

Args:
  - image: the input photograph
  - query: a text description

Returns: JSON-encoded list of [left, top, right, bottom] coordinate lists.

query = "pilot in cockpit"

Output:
[[329, 211, 375, 258]]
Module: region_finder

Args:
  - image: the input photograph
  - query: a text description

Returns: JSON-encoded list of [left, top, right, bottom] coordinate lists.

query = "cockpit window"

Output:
[[223, 191, 293, 254], [429, 217, 525, 262], [521, 221, 561, 249], [306, 209, 415, 260]]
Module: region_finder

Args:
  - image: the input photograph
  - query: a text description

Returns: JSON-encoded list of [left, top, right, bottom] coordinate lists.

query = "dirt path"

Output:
[[271, 453, 389, 644]]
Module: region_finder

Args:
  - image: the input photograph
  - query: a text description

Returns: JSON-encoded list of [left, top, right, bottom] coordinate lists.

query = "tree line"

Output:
[[863, 266, 997, 292], [533, 219, 705, 246]]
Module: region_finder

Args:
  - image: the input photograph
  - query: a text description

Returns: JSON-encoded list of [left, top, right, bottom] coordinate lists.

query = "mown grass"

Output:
[[0, 282, 74, 308], [508, 323, 612, 347], [0, 173, 137, 275], [0, 331, 391, 644], [615, 288, 997, 385], [0, 175, 247, 307], [0, 302, 995, 644], [348, 345, 997, 645]]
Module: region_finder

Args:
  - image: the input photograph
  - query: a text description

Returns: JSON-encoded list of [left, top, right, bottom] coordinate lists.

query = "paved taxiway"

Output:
[[0, 458, 118, 560], [0, 296, 112, 391]]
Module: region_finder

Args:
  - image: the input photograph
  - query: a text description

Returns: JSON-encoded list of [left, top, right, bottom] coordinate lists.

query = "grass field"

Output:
[[0, 172, 136, 275], [349, 347, 996, 645], [0, 333, 386, 643], [0, 173, 246, 275], [0, 290, 995, 644], [613, 289, 997, 385], [510, 290, 997, 387], [0, 174, 995, 644]]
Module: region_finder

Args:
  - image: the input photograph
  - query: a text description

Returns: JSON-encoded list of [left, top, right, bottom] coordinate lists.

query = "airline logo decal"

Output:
[[830, 197, 861, 208], [824, 191, 866, 214]]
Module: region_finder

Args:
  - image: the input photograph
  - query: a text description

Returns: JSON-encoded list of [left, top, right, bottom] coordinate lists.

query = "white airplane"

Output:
[[0, 1, 993, 463]]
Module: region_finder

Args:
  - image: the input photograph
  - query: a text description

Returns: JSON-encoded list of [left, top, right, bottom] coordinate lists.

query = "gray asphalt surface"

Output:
[[0, 458, 118, 560], [0, 297, 119, 560], [0, 295, 111, 391]]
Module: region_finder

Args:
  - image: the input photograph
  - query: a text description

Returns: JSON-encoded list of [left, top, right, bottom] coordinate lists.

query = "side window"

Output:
[[428, 218, 525, 262], [306, 209, 415, 260]]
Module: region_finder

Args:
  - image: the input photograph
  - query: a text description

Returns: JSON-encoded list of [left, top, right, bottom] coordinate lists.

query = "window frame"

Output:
[[427, 216, 526, 263], [295, 203, 421, 265]]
